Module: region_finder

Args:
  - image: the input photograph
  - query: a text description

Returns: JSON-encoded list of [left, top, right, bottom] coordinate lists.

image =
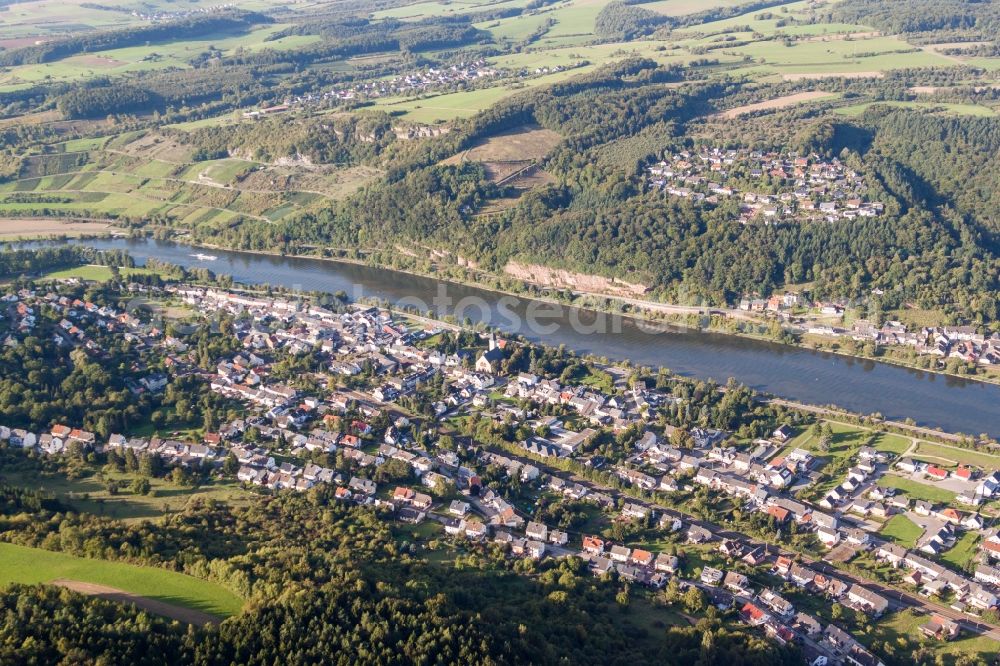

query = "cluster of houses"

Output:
[[875, 541, 999, 614], [738, 556, 892, 664], [504, 371, 668, 433], [0, 423, 96, 455], [646, 148, 885, 224], [293, 60, 501, 107], [129, 3, 236, 22], [736, 291, 999, 367], [3, 288, 160, 360], [8, 282, 999, 663], [805, 320, 1000, 367], [1, 291, 36, 336], [614, 419, 1000, 624]]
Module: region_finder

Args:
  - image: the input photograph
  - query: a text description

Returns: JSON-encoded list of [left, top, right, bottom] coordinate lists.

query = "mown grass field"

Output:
[[878, 475, 957, 504], [0, 542, 243, 618], [39, 264, 169, 281], [941, 530, 981, 572], [913, 442, 1000, 470], [878, 514, 922, 548]]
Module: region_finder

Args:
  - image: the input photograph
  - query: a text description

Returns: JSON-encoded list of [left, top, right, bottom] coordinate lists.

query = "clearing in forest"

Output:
[[717, 91, 837, 118], [441, 123, 562, 166], [0, 542, 243, 622]]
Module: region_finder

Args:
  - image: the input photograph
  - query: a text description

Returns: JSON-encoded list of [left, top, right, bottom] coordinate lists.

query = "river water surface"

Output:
[[28, 237, 1000, 437]]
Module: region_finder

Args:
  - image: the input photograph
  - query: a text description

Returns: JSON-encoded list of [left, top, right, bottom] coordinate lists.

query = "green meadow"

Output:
[[878, 514, 922, 548], [0, 542, 244, 618]]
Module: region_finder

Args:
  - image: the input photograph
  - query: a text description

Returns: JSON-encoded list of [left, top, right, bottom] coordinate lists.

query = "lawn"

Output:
[[872, 433, 911, 455], [941, 531, 981, 572], [914, 442, 1000, 470], [862, 607, 1000, 664], [878, 514, 922, 549], [878, 475, 957, 504], [0, 542, 243, 618], [789, 420, 872, 465], [40, 265, 161, 282]]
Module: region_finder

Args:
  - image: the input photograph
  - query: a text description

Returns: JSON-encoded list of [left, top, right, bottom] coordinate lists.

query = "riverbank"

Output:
[[8, 227, 1000, 388], [211, 282, 995, 447], [13, 232, 1000, 436]]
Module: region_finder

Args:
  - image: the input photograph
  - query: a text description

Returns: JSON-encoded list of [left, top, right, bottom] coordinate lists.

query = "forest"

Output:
[[594, 2, 670, 39], [827, 0, 1000, 38], [0, 10, 270, 67], [165, 57, 1000, 326], [0, 479, 799, 666]]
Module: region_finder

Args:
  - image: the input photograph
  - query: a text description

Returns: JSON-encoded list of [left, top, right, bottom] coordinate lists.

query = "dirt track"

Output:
[[52, 579, 222, 626]]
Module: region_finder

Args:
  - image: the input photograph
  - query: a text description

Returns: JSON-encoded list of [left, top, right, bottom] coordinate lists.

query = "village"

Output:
[[323, 60, 502, 103], [735, 291, 1000, 368], [242, 59, 586, 118], [2, 281, 999, 665], [241, 61, 505, 119], [647, 148, 885, 224]]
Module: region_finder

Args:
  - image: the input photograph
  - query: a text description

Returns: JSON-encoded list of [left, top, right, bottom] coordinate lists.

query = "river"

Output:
[[23, 237, 1000, 437]]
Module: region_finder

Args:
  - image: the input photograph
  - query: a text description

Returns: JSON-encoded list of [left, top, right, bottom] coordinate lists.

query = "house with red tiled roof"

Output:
[[50, 424, 72, 439], [981, 539, 1000, 560], [767, 505, 790, 523], [631, 549, 654, 567], [741, 602, 770, 626], [954, 466, 975, 481], [935, 507, 962, 524], [926, 465, 949, 481], [582, 535, 605, 555]]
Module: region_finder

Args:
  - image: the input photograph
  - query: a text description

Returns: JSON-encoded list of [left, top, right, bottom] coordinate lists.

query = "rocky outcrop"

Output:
[[503, 261, 648, 297]]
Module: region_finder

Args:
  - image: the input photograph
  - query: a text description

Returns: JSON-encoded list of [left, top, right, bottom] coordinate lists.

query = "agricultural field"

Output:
[[0, 218, 112, 239], [0, 22, 318, 88], [642, 0, 749, 17], [371, 66, 597, 122], [445, 123, 562, 163], [0, 542, 243, 620], [717, 91, 840, 118], [0, 131, 378, 225]]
